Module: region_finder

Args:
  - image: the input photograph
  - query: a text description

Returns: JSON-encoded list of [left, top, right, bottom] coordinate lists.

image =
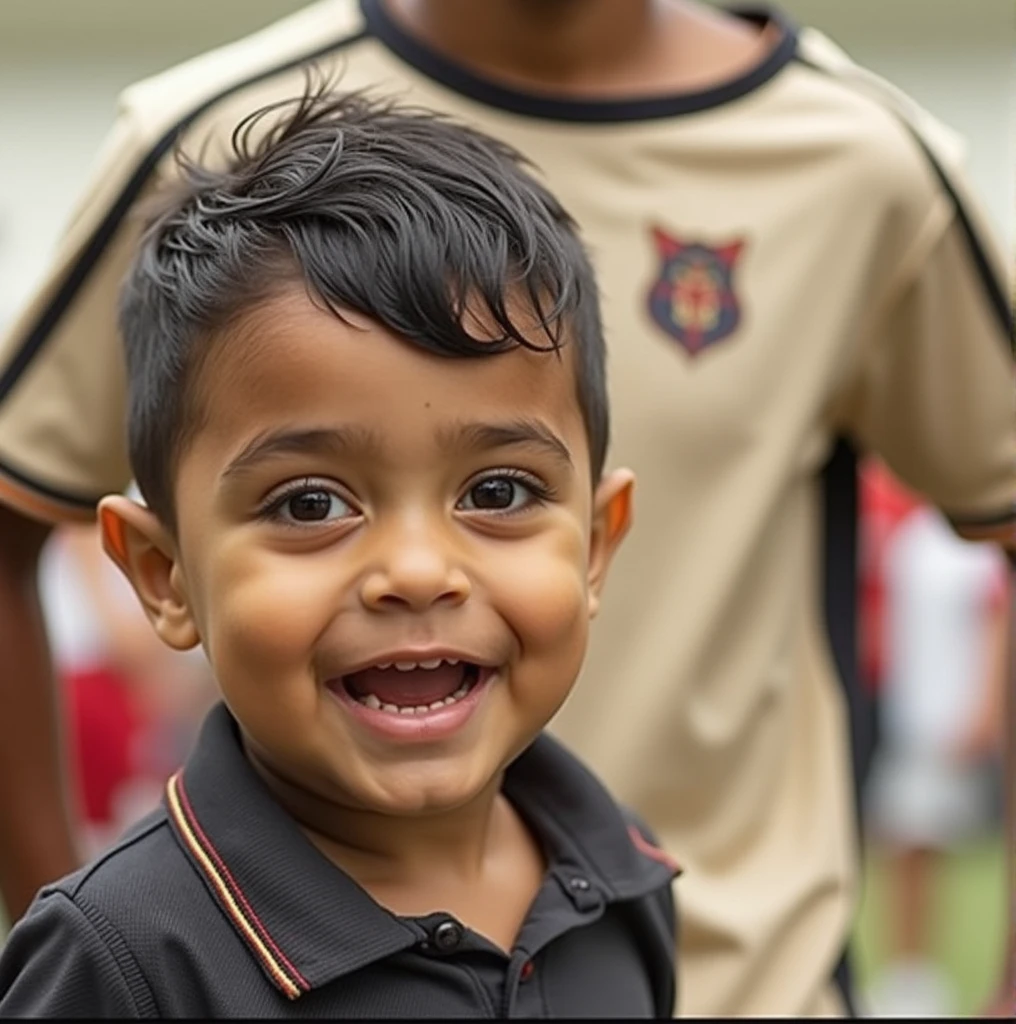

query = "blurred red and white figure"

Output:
[[861, 458, 1009, 1016]]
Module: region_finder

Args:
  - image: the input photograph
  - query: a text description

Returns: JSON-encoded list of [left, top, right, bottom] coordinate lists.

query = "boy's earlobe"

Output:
[[97, 495, 200, 652], [587, 469, 635, 619]]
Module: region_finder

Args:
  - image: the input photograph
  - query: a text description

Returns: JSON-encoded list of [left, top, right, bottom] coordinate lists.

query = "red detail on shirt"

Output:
[[627, 824, 681, 874]]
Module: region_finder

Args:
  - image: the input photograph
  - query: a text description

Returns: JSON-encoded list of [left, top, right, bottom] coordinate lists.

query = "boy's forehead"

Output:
[[188, 286, 588, 462]]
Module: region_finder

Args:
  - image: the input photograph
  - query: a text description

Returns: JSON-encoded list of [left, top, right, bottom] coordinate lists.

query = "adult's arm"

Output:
[[0, 504, 78, 924], [0, 104, 167, 926]]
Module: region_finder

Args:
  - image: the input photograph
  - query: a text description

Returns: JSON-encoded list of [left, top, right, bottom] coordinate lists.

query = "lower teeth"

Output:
[[357, 681, 473, 715]]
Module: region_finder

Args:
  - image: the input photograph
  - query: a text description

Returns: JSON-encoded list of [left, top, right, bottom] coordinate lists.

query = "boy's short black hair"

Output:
[[120, 81, 608, 528]]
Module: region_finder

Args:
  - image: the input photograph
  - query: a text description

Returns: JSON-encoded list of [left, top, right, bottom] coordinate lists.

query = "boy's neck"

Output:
[[383, 0, 779, 97]]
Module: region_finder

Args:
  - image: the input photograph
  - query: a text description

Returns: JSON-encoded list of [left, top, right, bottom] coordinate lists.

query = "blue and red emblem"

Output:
[[646, 226, 746, 356]]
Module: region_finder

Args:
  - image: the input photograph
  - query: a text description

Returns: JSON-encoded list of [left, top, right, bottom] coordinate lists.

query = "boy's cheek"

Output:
[[198, 555, 343, 669], [491, 541, 591, 653], [183, 522, 593, 669]]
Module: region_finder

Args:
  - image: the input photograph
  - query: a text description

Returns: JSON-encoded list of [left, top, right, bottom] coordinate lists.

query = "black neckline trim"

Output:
[[361, 1, 799, 123]]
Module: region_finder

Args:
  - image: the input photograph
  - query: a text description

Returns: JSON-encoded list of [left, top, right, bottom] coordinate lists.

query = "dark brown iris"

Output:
[[288, 490, 332, 520], [469, 478, 514, 509]]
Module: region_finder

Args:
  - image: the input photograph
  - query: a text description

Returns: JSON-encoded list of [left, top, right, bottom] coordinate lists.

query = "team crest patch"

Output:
[[647, 226, 746, 356]]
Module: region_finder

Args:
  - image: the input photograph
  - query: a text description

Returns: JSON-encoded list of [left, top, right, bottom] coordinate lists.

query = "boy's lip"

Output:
[[326, 665, 496, 743]]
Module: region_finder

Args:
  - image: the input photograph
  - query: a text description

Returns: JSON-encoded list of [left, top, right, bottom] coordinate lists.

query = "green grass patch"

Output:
[[851, 834, 1007, 1015]]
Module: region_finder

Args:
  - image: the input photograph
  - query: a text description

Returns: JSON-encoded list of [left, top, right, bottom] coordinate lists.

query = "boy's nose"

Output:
[[359, 528, 471, 613]]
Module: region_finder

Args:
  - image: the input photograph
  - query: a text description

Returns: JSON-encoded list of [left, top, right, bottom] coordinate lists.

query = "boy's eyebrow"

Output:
[[439, 419, 573, 467], [220, 426, 382, 479], [219, 419, 573, 479]]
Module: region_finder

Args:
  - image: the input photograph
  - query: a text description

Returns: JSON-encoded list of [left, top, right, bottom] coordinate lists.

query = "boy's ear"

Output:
[[587, 468, 635, 619], [98, 496, 200, 651]]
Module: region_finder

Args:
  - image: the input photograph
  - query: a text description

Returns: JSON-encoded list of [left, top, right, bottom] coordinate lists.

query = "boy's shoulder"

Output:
[[0, 802, 220, 1017], [48, 797, 218, 919], [48, 801, 179, 905]]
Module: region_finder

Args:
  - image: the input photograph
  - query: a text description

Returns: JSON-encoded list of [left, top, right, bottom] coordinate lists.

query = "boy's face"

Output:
[[102, 286, 632, 819]]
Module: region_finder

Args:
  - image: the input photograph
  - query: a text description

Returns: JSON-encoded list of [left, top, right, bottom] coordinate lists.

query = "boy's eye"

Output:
[[261, 484, 357, 525], [286, 490, 345, 521], [458, 474, 546, 513]]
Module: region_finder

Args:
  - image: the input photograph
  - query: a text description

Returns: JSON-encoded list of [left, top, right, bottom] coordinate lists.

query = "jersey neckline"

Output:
[[359, 0, 799, 123]]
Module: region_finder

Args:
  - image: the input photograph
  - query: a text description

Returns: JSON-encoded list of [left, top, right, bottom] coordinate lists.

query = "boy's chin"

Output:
[[347, 755, 507, 818]]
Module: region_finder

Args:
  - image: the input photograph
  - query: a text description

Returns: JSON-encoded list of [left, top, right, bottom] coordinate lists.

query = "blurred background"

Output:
[[0, 1, 1012, 1016]]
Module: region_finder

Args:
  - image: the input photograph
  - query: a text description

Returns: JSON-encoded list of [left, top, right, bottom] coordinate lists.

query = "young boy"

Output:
[[0, 87, 678, 1018]]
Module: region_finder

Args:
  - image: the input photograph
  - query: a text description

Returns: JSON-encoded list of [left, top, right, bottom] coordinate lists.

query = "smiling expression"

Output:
[[104, 286, 631, 819]]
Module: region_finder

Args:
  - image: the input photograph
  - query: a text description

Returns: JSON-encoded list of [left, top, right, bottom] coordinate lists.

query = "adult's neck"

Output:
[[382, 0, 775, 97]]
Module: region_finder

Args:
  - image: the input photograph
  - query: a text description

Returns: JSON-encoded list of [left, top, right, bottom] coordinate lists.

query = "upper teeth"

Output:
[[391, 658, 459, 671]]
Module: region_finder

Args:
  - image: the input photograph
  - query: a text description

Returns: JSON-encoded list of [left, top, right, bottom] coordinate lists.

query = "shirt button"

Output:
[[432, 920, 464, 951], [520, 960, 535, 982], [563, 874, 600, 911]]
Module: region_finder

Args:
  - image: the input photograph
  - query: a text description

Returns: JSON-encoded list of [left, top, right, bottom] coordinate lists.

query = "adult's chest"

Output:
[[517, 126, 899, 482]]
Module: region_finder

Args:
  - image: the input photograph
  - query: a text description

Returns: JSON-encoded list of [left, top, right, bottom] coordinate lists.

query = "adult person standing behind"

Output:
[[0, 1, 1012, 1015]]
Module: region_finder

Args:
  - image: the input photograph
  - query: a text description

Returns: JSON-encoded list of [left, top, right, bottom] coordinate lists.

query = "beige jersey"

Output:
[[0, 1, 1012, 1015]]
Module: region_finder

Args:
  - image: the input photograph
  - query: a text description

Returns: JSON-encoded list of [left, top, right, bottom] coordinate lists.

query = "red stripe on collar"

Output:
[[166, 771, 310, 999], [628, 824, 682, 876]]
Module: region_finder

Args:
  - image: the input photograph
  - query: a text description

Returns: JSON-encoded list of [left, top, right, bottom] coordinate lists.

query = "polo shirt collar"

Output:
[[165, 703, 676, 1000]]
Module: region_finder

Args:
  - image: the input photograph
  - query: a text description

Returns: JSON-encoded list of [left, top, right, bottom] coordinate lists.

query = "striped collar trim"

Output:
[[163, 706, 677, 990], [165, 771, 310, 1000]]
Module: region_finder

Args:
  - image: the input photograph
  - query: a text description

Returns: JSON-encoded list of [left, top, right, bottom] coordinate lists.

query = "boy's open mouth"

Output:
[[341, 659, 483, 716]]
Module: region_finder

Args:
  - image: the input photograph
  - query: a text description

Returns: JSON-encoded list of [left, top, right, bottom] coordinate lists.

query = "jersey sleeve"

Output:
[[837, 192, 1015, 552], [0, 101, 165, 524], [0, 889, 154, 1017]]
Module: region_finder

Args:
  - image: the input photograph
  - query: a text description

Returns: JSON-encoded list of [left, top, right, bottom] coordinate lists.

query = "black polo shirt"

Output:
[[0, 703, 678, 1018]]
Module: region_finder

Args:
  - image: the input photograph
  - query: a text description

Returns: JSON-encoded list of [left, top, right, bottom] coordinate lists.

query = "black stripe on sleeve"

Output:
[[901, 127, 1014, 349], [0, 453, 105, 511], [795, 55, 1014, 351], [0, 28, 370, 406]]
